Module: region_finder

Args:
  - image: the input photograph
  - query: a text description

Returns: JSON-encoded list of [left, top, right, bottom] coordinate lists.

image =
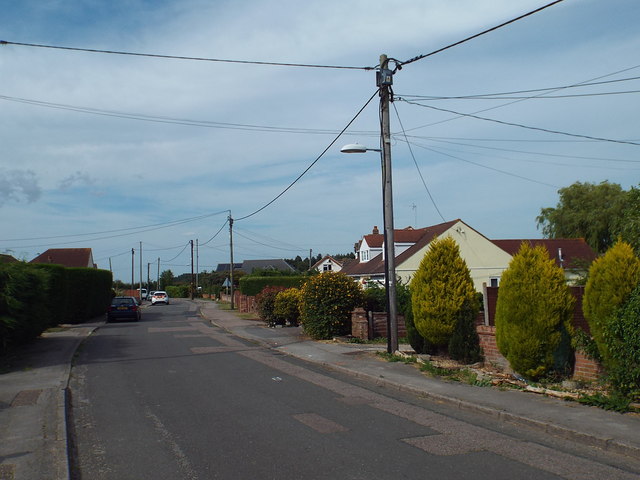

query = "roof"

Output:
[[29, 248, 96, 268], [215, 263, 243, 273], [492, 238, 596, 269], [0, 254, 19, 264], [344, 220, 459, 277], [240, 259, 295, 274], [311, 255, 345, 270]]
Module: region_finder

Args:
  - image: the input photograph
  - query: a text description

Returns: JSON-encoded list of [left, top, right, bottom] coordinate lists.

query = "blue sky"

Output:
[[1, 0, 639, 282]]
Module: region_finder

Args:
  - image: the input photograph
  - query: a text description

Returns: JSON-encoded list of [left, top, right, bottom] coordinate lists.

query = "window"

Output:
[[489, 277, 500, 287], [323, 264, 332, 271], [361, 250, 369, 261]]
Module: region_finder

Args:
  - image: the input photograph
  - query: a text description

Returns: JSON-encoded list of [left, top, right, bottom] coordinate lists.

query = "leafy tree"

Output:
[[410, 236, 478, 348], [495, 243, 575, 380], [159, 269, 174, 289], [583, 240, 640, 368], [537, 181, 628, 254], [615, 185, 640, 254], [299, 272, 363, 340]]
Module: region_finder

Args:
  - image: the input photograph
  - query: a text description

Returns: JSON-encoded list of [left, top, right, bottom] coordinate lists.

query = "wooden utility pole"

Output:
[[378, 54, 398, 354], [229, 215, 235, 310]]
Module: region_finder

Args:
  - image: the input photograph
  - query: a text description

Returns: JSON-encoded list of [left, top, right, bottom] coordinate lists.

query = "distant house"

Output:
[[30, 248, 97, 269], [311, 255, 350, 273], [342, 220, 596, 290], [238, 259, 296, 274], [0, 254, 19, 264], [215, 263, 243, 273]]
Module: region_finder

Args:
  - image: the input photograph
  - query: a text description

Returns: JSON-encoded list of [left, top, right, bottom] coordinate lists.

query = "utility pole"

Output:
[[309, 249, 312, 271], [131, 248, 135, 293], [147, 262, 151, 291], [378, 53, 399, 354], [195, 239, 199, 294], [139, 241, 143, 303], [157, 257, 160, 290], [229, 214, 235, 310], [109, 257, 112, 273], [190, 239, 195, 300]]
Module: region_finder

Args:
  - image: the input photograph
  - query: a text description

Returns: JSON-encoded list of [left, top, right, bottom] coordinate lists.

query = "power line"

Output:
[[392, 103, 446, 222], [400, 0, 565, 67], [398, 74, 640, 100], [0, 210, 228, 242], [0, 40, 373, 70], [402, 100, 640, 146], [412, 142, 559, 189], [235, 89, 379, 221]]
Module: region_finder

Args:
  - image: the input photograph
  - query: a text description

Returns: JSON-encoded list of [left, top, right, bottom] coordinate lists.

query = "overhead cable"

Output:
[[235, 89, 379, 221], [392, 103, 446, 222], [402, 100, 640, 146], [0, 40, 373, 70], [400, 0, 565, 67]]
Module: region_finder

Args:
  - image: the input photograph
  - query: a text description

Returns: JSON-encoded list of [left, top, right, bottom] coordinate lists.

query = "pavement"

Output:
[[0, 299, 639, 480]]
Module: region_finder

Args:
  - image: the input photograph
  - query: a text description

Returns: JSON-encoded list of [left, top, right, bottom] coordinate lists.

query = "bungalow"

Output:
[[342, 220, 596, 291], [30, 248, 97, 269], [311, 255, 352, 273]]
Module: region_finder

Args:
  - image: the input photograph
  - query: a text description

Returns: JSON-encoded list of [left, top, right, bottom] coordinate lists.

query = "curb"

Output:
[[201, 310, 639, 460]]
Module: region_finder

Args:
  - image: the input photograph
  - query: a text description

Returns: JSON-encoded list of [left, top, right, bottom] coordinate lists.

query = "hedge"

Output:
[[239, 276, 306, 296], [0, 262, 112, 353]]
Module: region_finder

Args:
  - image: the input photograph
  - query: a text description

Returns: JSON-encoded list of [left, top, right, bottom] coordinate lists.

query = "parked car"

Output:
[[151, 290, 170, 305], [146, 290, 156, 301], [107, 296, 141, 322]]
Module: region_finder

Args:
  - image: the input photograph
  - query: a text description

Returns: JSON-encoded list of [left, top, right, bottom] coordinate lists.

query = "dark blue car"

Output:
[[107, 296, 141, 322]]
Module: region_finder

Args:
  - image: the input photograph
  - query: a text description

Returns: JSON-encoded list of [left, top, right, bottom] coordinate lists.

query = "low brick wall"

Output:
[[573, 350, 604, 381], [477, 325, 509, 369]]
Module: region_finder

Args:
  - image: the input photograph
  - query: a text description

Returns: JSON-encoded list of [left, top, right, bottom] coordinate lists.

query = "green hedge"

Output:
[[239, 276, 306, 296], [0, 262, 112, 353]]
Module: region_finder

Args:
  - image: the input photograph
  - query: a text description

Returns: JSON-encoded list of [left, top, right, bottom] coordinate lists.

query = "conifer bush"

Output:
[[448, 297, 482, 364], [583, 240, 640, 367], [410, 236, 478, 348], [495, 243, 575, 380], [299, 272, 363, 340]]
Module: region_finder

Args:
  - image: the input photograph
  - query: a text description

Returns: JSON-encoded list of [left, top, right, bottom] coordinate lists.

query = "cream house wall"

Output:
[[396, 221, 513, 291]]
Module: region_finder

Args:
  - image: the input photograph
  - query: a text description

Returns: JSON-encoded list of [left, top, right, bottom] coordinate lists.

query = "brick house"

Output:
[[30, 248, 97, 268]]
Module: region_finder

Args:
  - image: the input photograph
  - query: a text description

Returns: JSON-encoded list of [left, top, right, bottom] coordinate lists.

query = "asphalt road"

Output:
[[68, 300, 640, 480]]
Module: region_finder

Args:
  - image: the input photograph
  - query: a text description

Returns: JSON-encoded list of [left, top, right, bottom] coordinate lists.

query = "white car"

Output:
[[151, 290, 170, 305]]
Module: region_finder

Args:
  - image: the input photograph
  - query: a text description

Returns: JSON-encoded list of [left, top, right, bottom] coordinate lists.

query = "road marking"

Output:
[[11, 389, 42, 407], [293, 413, 348, 434], [148, 327, 200, 333]]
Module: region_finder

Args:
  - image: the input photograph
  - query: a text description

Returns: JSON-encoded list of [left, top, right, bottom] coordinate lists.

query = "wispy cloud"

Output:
[[0, 170, 42, 205]]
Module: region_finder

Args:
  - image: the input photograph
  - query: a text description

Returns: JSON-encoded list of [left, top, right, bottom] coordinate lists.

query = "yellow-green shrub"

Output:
[[583, 240, 640, 367], [410, 236, 477, 348], [495, 243, 575, 380], [274, 288, 302, 326]]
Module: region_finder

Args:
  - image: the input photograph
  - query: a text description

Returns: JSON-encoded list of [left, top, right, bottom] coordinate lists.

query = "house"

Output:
[[215, 263, 243, 273], [342, 220, 596, 291], [492, 238, 596, 284], [30, 248, 97, 268], [311, 255, 351, 273], [237, 259, 296, 274], [0, 254, 19, 264]]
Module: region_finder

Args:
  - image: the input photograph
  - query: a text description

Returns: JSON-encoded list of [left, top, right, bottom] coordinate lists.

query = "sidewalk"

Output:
[[195, 300, 640, 460], [0, 321, 101, 480]]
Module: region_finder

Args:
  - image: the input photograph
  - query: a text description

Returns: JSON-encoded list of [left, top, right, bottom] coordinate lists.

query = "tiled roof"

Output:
[[29, 248, 95, 268], [344, 220, 459, 276], [240, 259, 295, 274], [0, 254, 19, 264], [492, 238, 596, 268]]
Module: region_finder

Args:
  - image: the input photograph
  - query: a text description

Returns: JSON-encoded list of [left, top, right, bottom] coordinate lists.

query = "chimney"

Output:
[[372, 226, 379, 235]]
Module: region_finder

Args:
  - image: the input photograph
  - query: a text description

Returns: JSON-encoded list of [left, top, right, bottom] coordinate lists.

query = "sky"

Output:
[[1, 0, 639, 283]]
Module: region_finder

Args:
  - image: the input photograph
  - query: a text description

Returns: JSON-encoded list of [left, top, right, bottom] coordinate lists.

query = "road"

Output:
[[68, 299, 640, 479]]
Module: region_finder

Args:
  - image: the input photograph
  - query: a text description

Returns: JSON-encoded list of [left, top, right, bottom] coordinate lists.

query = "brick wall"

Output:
[[476, 325, 509, 369], [573, 349, 603, 381]]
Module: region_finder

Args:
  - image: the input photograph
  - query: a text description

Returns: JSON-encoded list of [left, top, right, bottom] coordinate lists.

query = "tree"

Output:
[[159, 269, 174, 289], [583, 240, 640, 368], [615, 185, 640, 254], [495, 243, 575, 380], [536, 181, 628, 254], [410, 236, 478, 348]]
